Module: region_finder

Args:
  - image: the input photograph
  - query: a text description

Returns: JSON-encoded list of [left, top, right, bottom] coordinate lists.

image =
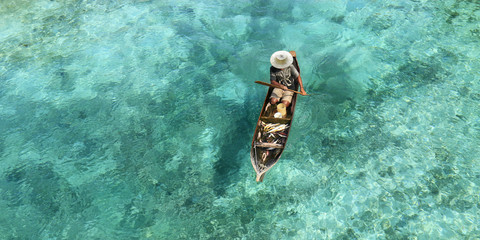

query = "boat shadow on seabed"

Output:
[[213, 98, 256, 195]]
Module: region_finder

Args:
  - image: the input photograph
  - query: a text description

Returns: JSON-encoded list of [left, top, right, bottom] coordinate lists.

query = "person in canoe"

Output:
[[269, 50, 307, 107]]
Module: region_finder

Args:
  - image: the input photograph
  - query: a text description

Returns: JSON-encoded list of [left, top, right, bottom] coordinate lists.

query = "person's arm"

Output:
[[270, 80, 288, 90], [291, 65, 307, 95], [297, 75, 307, 95]]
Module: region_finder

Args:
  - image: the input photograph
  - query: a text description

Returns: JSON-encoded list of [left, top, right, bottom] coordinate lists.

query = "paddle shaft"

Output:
[[255, 81, 306, 95]]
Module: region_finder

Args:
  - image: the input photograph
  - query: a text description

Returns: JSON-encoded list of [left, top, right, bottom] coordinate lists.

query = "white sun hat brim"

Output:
[[270, 51, 293, 69]]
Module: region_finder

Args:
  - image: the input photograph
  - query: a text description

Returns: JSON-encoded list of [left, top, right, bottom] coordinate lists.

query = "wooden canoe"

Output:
[[250, 50, 301, 182]]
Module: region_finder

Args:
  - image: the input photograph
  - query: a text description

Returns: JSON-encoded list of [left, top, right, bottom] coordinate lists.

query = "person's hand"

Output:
[[300, 89, 307, 96], [281, 85, 288, 91]]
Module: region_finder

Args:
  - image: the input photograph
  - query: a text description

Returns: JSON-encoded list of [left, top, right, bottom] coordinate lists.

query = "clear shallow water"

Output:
[[1, 0, 479, 239]]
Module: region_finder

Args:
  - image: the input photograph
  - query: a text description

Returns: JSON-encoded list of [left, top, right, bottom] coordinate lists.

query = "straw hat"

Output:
[[270, 51, 293, 69]]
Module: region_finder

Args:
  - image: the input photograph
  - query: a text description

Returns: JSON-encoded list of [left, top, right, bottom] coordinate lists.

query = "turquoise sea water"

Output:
[[1, 0, 480, 239]]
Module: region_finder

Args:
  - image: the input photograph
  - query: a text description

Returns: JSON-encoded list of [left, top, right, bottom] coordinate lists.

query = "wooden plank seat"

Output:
[[260, 116, 291, 124]]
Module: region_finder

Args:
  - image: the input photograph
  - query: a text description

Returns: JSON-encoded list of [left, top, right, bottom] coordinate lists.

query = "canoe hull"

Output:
[[250, 51, 300, 182]]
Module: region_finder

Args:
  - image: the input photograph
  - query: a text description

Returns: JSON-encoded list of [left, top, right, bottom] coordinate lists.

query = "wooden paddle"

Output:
[[255, 81, 308, 95]]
